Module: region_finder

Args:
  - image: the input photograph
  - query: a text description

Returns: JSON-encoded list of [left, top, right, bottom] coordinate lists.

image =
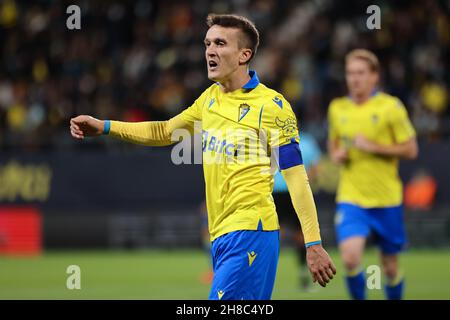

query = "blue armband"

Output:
[[305, 240, 322, 248], [103, 120, 111, 135], [276, 140, 303, 170]]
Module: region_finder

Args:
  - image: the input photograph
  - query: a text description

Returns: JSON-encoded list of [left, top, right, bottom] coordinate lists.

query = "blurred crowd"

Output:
[[0, 0, 448, 151]]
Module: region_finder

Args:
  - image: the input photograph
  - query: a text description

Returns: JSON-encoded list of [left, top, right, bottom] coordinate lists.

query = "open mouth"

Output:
[[208, 60, 218, 70]]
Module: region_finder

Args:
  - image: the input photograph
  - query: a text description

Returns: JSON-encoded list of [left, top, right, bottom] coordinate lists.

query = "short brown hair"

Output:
[[206, 13, 260, 63], [346, 49, 380, 73]]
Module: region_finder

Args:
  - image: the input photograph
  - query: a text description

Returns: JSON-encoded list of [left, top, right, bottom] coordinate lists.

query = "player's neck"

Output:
[[351, 92, 372, 105], [218, 68, 251, 93]]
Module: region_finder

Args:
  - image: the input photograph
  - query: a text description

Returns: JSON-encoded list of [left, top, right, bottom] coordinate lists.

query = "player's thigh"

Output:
[[209, 230, 279, 300]]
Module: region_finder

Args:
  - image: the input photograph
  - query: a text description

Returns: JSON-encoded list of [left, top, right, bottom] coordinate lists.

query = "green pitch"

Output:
[[1, 248, 449, 299]]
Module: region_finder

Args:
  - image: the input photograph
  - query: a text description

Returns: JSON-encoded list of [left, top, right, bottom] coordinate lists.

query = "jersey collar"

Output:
[[348, 89, 380, 103], [242, 70, 260, 89]]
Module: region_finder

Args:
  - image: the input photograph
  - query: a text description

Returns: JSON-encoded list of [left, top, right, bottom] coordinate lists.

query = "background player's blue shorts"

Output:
[[335, 202, 407, 254], [209, 229, 279, 300]]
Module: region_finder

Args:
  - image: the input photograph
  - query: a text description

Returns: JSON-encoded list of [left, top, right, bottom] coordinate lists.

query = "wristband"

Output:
[[305, 240, 322, 248], [103, 120, 111, 135]]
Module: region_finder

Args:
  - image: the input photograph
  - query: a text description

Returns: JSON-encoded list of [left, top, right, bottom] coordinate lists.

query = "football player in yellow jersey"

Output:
[[328, 49, 418, 300], [70, 14, 336, 300]]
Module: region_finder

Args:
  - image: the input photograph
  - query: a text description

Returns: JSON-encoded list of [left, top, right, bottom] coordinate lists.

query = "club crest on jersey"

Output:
[[238, 103, 250, 122], [372, 114, 379, 124]]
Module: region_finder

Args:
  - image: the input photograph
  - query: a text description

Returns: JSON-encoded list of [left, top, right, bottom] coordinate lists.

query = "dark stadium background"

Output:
[[0, 0, 449, 299]]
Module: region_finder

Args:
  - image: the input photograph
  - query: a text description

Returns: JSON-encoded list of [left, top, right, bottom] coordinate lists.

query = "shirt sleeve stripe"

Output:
[[258, 104, 264, 129]]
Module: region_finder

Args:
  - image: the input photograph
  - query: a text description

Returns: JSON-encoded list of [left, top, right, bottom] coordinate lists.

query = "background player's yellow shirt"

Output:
[[328, 92, 416, 208], [180, 71, 299, 241]]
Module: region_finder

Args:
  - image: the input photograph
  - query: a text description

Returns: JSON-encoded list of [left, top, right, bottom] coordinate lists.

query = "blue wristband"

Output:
[[305, 240, 322, 248], [103, 120, 111, 135]]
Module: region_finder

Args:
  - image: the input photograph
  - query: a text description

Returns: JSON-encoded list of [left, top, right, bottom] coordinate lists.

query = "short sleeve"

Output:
[[388, 99, 416, 144]]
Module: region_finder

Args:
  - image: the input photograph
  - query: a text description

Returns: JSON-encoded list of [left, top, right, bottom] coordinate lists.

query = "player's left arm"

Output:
[[282, 165, 337, 287], [354, 100, 418, 159], [266, 95, 336, 287]]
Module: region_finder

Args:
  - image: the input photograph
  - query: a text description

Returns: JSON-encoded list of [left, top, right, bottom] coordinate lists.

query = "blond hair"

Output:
[[345, 49, 380, 73]]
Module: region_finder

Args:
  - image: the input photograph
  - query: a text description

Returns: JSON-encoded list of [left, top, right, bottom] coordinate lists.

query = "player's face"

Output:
[[345, 58, 378, 97], [204, 25, 247, 82]]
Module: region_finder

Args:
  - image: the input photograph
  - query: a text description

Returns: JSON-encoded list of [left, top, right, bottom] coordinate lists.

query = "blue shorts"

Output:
[[335, 202, 407, 254], [209, 229, 280, 300]]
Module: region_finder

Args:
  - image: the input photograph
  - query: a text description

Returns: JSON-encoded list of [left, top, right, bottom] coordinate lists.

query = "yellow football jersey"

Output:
[[180, 71, 300, 241], [328, 92, 416, 208]]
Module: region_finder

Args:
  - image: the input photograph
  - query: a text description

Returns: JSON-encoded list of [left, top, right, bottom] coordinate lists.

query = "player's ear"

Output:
[[372, 70, 380, 84], [239, 48, 252, 65]]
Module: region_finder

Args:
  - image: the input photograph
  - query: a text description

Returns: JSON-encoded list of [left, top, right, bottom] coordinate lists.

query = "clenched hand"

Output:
[[70, 115, 104, 139]]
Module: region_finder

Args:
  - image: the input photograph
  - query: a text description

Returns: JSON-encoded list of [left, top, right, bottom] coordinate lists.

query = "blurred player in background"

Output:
[[70, 14, 336, 299], [273, 131, 322, 291], [328, 49, 418, 300]]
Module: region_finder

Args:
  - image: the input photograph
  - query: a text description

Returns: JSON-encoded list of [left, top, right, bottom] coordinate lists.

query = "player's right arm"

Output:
[[70, 114, 188, 146], [327, 101, 348, 164], [327, 139, 348, 164], [70, 89, 206, 146]]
